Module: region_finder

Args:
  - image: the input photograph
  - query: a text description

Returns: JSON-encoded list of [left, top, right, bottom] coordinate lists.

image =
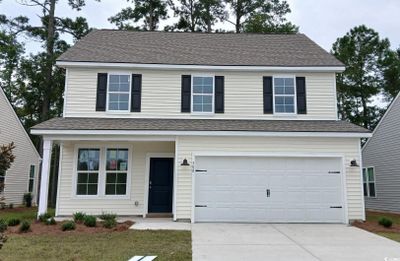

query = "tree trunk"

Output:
[[361, 96, 369, 129], [149, 4, 154, 31], [206, 5, 211, 33]]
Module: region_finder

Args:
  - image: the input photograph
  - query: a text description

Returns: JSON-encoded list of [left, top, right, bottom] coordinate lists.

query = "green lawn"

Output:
[[365, 211, 400, 243], [0, 230, 191, 261], [0, 207, 54, 222]]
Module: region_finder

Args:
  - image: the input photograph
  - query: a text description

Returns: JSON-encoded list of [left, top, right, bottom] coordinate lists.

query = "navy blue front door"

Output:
[[148, 158, 174, 213]]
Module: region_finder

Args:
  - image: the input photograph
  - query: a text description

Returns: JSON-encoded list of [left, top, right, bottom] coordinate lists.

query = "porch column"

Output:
[[38, 139, 52, 217]]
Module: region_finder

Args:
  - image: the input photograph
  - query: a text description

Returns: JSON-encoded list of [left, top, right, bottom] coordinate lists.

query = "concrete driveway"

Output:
[[192, 223, 400, 261]]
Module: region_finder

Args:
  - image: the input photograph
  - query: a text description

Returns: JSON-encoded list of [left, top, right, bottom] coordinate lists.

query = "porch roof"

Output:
[[31, 117, 370, 134]]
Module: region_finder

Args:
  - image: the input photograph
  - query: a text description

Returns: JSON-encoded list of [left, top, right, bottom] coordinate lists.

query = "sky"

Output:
[[1, 0, 400, 54]]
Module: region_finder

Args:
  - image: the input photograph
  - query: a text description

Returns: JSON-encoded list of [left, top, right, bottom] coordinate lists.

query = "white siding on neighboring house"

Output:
[[56, 140, 174, 216], [0, 88, 41, 205], [64, 67, 337, 120], [362, 94, 400, 213], [175, 136, 363, 221]]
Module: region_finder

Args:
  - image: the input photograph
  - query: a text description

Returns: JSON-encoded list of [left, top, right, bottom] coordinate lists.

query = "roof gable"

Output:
[[57, 30, 344, 68]]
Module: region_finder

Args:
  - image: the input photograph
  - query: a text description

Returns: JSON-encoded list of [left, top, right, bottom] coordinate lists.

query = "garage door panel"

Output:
[[194, 156, 344, 223]]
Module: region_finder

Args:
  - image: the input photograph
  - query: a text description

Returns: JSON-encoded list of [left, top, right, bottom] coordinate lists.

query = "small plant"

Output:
[[19, 221, 30, 233], [98, 212, 117, 221], [38, 212, 52, 222], [83, 215, 97, 227], [378, 217, 393, 228], [103, 218, 117, 229], [45, 217, 56, 225], [61, 221, 76, 231], [73, 212, 86, 223], [0, 219, 7, 232], [8, 203, 13, 209], [7, 218, 20, 226], [23, 193, 33, 208]]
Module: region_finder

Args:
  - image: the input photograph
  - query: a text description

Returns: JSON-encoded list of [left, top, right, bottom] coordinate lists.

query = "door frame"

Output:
[[144, 153, 175, 217], [191, 152, 348, 224]]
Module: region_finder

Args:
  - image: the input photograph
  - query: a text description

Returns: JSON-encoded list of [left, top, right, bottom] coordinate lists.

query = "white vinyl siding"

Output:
[[175, 136, 363, 221], [0, 89, 40, 205], [64, 68, 337, 120]]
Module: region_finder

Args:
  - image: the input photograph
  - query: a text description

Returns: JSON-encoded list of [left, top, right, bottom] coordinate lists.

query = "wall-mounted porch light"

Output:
[[350, 160, 359, 167], [181, 158, 190, 166]]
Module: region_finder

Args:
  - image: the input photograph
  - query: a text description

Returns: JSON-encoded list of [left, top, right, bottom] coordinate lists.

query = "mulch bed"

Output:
[[352, 220, 400, 233], [5, 220, 134, 236]]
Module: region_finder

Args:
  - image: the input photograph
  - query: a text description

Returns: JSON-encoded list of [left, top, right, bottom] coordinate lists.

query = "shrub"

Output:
[[45, 217, 56, 225], [19, 221, 30, 233], [61, 221, 76, 231], [73, 212, 86, 223], [23, 193, 32, 208], [0, 219, 7, 232], [38, 212, 52, 223], [103, 218, 117, 229], [98, 212, 117, 221], [83, 215, 97, 227], [379, 217, 393, 228], [8, 203, 13, 209], [7, 218, 20, 226]]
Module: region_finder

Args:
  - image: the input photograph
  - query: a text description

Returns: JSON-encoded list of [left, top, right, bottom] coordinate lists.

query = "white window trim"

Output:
[[272, 75, 297, 116], [363, 166, 376, 198], [191, 74, 215, 115], [72, 144, 132, 199], [106, 73, 132, 113], [0, 170, 6, 194], [28, 165, 35, 193], [103, 146, 132, 199]]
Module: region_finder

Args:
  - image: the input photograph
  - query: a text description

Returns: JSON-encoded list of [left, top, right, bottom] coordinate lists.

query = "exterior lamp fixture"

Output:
[[181, 158, 190, 166], [350, 160, 359, 167]]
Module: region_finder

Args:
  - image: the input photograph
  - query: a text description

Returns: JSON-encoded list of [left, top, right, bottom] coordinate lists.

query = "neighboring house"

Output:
[[32, 30, 371, 223], [362, 93, 400, 213], [0, 87, 41, 205]]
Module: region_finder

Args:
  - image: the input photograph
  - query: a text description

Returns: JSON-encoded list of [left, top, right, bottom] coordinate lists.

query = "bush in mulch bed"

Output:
[[83, 215, 97, 227], [73, 212, 86, 223], [38, 212, 53, 223], [0, 219, 7, 232], [19, 221, 31, 233], [45, 217, 57, 225], [378, 217, 393, 228], [61, 221, 76, 231], [7, 218, 20, 227], [98, 212, 118, 229]]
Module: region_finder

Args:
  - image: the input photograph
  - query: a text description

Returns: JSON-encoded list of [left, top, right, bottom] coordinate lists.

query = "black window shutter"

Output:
[[181, 75, 191, 113], [96, 73, 108, 111], [296, 77, 307, 114], [214, 76, 224, 113], [131, 74, 142, 112], [263, 76, 273, 114]]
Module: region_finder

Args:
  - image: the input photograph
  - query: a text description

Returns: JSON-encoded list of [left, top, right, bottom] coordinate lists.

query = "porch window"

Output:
[[105, 149, 128, 195], [273, 77, 296, 114], [192, 76, 214, 113], [76, 148, 100, 195], [28, 165, 35, 193], [107, 74, 131, 111], [362, 167, 376, 197]]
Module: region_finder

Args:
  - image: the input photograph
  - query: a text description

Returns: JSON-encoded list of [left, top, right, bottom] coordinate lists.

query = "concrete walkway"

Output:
[[192, 223, 400, 261], [129, 218, 191, 231]]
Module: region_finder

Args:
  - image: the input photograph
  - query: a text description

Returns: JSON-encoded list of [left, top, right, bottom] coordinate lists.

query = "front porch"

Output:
[[38, 137, 180, 220]]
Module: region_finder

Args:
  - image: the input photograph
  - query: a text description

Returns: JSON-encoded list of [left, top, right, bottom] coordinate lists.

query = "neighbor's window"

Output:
[[274, 77, 295, 113], [108, 74, 130, 111], [105, 149, 128, 195], [363, 167, 376, 197], [0, 169, 5, 193], [76, 148, 100, 195], [192, 76, 214, 113], [28, 165, 35, 193]]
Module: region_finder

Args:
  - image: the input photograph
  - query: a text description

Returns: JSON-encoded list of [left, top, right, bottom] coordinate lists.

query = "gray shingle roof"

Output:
[[32, 118, 369, 133], [57, 30, 344, 67]]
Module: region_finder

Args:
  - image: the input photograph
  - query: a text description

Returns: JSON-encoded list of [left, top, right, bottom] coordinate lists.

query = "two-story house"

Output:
[[32, 30, 370, 223]]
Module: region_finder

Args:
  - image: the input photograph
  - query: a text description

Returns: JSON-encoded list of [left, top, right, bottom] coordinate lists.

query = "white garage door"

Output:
[[194, 156, 345, 223]]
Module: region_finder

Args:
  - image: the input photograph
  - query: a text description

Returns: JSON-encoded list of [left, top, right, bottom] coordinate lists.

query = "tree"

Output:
[[109, 0, 168, 31], [0, 142, 15, 249], [224, 0, 296, 33], [168, 0, 226, 32], [382, 48, 400, 100], [332, 25, 391, 129]]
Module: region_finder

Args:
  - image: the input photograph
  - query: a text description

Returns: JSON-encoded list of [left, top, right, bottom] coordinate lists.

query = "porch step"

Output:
[[146, 213, 173, 218]]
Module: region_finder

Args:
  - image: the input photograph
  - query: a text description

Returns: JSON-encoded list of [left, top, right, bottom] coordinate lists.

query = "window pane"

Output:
[[109, 102, 119, 110], [369, 183, 376, 197], [203, 104, 212, 112], [274, 78, 284, 86], [119, 102, 129, 110], [30, 165, 35, 178], [117, 173, 127, 183], [77, 173, 88, 183], [193, 104, 202, 112], [107, 149, 128, 171], [284, 78, 294, 86], [363, 183, 368, 196], [362, 169, 367, 182], [368, 168, 374, 181], [28, 180, 34, 193], [116, 184, 126, 195], [87, 184, 98, 195], [106, 184, 115, 195], [275, 105, 285, 113], [78, 149, 99, 171], [107, 173, 117, 183], [285, 105, 295, 113], [77, 184, 87, 195], [88, 173, 98, 184], [275, 87, 285, 94], [203, 95, 212, 104], [109, 75, 119, 83]]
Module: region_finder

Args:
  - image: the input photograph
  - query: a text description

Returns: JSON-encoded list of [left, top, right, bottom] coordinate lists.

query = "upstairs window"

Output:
[[363, 167, 376, 197], [28, 165, 35, 193], [107, 74, 131, 111], [192, 76, 214, 113], [274, 77, 296, 114]]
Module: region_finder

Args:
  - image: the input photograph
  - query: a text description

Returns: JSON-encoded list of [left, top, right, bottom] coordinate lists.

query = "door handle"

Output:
[[266, 189, 270, 197]]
